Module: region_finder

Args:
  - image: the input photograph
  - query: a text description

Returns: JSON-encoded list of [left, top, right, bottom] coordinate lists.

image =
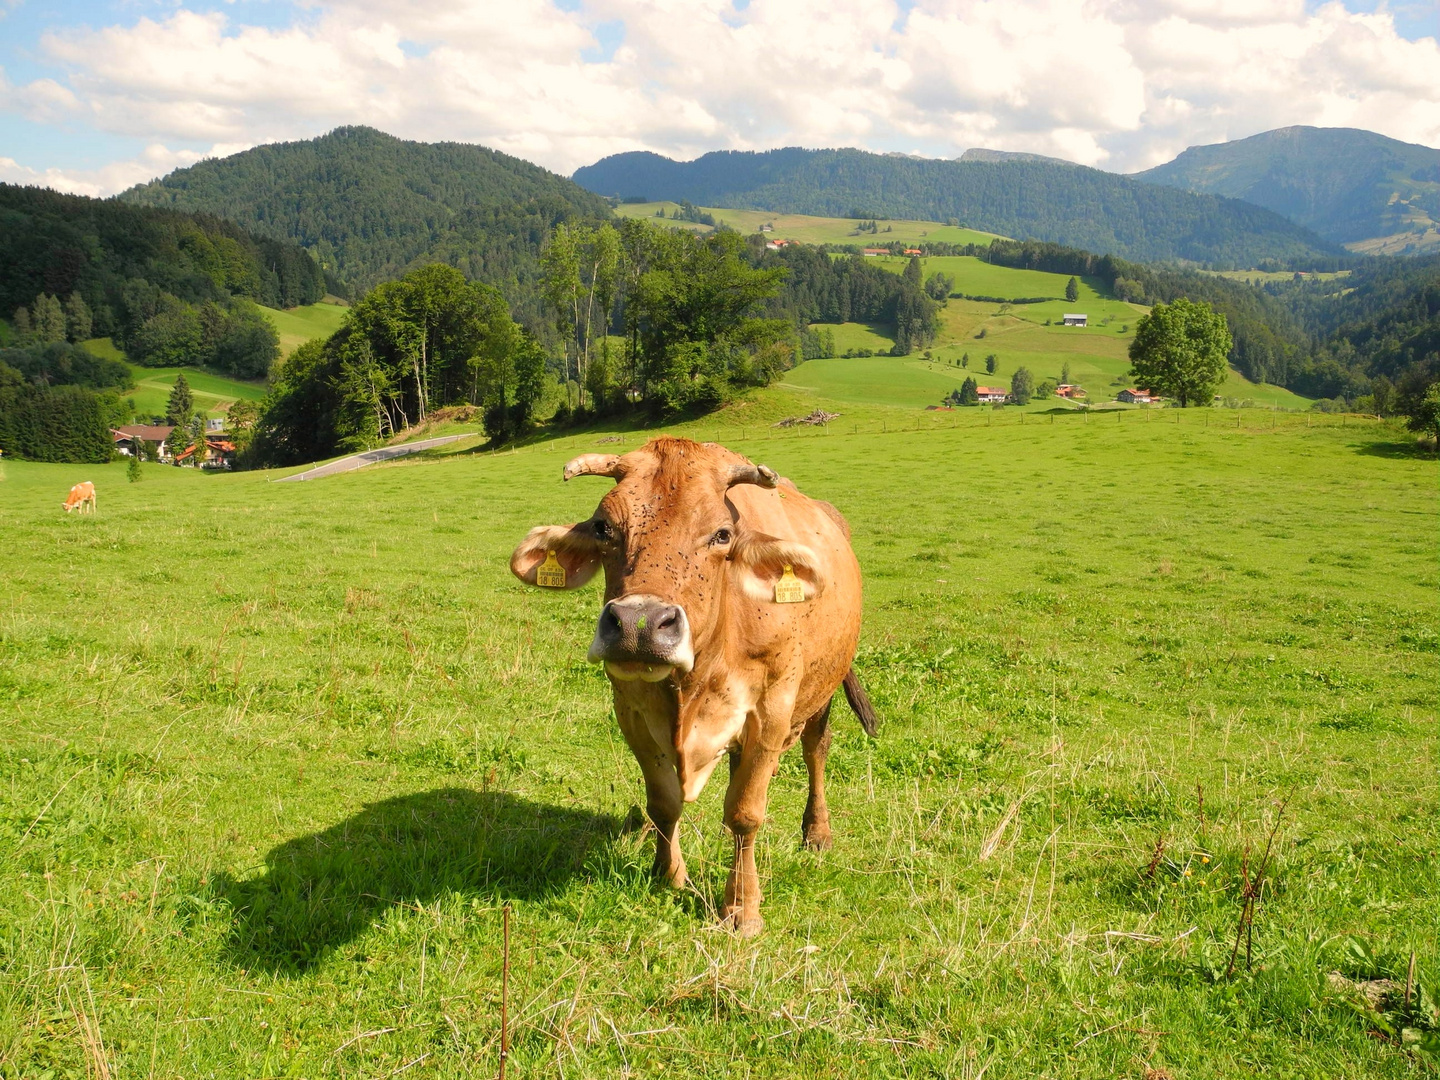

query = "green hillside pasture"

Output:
[[871, 254, 1112, 304], [822, 321, 898, 355], [1205, 270, 1350, 285], [613, 201, 1003, 247], [0, 411, 1432, 1079], [124, 363, 267, 419], [922, 304, 1312, 410], [263, 298, 349, 358]]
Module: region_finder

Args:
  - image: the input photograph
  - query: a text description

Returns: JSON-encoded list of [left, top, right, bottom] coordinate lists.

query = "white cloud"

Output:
[[0, 143, 240, 197], [2, 0, 1437, 194]]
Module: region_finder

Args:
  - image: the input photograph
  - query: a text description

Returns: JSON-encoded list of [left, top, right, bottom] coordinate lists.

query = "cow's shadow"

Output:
[[212, 788, 619, 974]]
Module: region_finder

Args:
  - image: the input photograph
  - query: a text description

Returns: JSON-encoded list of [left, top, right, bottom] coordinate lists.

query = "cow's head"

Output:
[[510, 437, 823, 683]]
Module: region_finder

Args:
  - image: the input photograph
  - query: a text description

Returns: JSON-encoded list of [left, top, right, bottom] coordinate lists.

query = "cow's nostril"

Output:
[[657, 611, 678, 631], [600, 606, 622, 634]]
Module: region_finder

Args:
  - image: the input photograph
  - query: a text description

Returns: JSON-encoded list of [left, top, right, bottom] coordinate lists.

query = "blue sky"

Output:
[[2, 0, 1437, 194]]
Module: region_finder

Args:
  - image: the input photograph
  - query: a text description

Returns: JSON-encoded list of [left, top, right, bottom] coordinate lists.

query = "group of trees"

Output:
[[0, 342, 133, 462], [752, 247, 939, 354], [541, 220, 791, 418], [252, 264, 545, 464], [2, 184, 318, 379]]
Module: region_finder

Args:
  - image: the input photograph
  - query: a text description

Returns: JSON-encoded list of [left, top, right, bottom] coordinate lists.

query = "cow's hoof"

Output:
[[802, 826, 832, 852], [720, 911, 765, 938]]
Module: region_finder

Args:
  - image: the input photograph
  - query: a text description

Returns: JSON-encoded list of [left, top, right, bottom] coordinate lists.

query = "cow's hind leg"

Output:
[[801, 698, 834, 851]]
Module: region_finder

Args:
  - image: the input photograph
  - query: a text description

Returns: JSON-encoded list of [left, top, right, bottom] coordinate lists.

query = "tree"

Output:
[[1011, 366, 1034, 405], [64, 293, 93, 342], [211, 300, 280, 378], [1035, 378, 1057, 400], [1065, 276, 1079, 303], [127, 450, 142, 482], [1406, 382, 1440, 446], [985, 354, 997, 374], [1060, 360, 1071, 385], [28, 294, 67, 344], [961, 353, 969, 369], [165, 373, 194, 427], [958, 376, 978, 405], [1128, 297, 1233, 407]]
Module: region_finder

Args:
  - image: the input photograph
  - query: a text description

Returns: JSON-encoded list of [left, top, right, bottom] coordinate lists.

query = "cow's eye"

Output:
[[593, 519, 612, 540], [710, 527, 733, 546]]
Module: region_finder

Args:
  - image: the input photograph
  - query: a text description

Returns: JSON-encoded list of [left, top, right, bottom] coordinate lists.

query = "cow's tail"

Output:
[[842, 668, 879, 737]]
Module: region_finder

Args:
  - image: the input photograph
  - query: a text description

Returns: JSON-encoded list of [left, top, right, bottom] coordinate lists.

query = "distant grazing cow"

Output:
[[62, 481, 96, 514], [511, 437, 876, 936]]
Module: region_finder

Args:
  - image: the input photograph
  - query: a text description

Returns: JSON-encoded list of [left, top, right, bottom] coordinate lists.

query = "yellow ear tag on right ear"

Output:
[[774, 564, 806, 604], [536, 551, 566, 589]]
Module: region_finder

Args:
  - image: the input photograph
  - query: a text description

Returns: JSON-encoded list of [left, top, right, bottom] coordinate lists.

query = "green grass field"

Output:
[[264, 298, 349, 358], [613, 202, 1003, 248], [1, 397, 1434, 1078]]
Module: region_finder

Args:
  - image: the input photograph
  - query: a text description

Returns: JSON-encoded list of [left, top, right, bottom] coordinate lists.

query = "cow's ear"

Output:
[[731, 531, 826, 603], [510, 525, 602, 589]]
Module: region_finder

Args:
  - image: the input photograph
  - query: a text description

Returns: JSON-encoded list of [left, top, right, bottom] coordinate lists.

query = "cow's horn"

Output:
[[727, 463, 778, 489], [563, 453, 624, 482]]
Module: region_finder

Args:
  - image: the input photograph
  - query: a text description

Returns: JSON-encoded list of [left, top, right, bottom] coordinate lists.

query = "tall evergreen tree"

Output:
[[165, 373, 194, 427], [1065, 276, 1080, 303], [64, 294, 93, 342], [959, 376, 979, 405]]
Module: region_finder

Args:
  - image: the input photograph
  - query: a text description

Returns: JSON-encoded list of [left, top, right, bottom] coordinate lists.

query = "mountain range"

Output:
[[1134, 126, 1440, 256], [572, 147, 1340, 267]]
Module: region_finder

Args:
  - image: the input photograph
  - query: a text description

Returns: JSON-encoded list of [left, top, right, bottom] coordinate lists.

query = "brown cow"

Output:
[[62, 481, 97, 514], [510, 437, 876, 936]]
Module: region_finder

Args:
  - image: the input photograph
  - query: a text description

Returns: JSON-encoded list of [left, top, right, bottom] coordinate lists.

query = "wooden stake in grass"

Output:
[[499, 904, 511, 1080], [1226, 797, 1288, 978]]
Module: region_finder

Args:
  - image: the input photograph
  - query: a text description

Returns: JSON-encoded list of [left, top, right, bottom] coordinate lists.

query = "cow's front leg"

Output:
[[615, 691, 688, 889], [721, 739, 782, 937], [641, 761, 688, 888]]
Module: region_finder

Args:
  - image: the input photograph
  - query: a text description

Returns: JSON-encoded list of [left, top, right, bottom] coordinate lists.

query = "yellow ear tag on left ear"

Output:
[[774, 564, 806, 604], [536, 551, 566, 589]]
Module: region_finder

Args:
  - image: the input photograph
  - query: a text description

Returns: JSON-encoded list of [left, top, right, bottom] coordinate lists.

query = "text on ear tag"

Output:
[[774, 564, 806, 604], [536, 551, 567, 589]]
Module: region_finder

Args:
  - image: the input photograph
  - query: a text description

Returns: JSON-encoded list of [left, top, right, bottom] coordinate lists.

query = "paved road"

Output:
[[274, 435, 467, 482]]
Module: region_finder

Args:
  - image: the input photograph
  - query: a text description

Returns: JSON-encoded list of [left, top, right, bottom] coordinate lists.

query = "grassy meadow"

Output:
[[117, 359, 267, 420], [265, 299, 350, 359], [1, 398, 1435, 1078], [612, 202, 1002, 248], [799, 255, 1312, 411]]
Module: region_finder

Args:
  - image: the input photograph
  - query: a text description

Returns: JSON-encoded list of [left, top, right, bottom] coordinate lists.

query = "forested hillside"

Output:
[[573, 147, 1342, 267], [1135, 126, 1440, 253], [1, 183, 322, 377], [120, 126, 613, 326], [1264, 256, 1440, 407]]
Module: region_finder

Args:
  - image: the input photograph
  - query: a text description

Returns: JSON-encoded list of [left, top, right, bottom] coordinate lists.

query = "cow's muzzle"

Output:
[[588, 595, 694, 682]]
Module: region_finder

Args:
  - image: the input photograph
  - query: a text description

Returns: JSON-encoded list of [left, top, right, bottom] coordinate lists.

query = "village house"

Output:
[[1117, 388, 1157, 404], [1055, 384, 1086, 399], [174, 436, 238, 470], [111, 424, 175, 461], [764, 238, 794, 251], [975, 386, 1008, 404], [862, 247, 889, 257], [1062, 313, 1088, 327], [903, 248, 923, 256]]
